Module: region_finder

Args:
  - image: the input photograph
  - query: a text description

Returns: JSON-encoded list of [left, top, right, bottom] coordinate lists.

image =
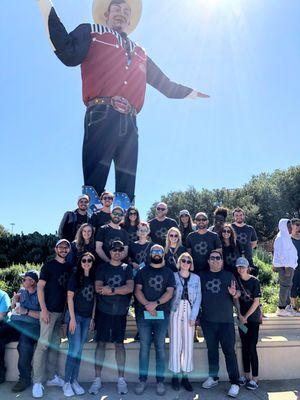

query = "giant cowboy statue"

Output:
[[36, 0, 209, 211]]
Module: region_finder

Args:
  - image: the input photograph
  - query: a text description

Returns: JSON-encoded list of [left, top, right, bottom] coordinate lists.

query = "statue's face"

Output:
[[105, 1, 131, 33]]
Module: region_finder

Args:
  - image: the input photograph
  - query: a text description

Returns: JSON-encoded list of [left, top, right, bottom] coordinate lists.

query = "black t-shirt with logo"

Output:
[[222, 243, 242, 276], [237, 276, 261, 323], [40, 260, 73, 313], [95, 262, 133, 315], [165, 245, 186, 272], [96, 224, 129, 258], [200, 270, 238, 323], [68, 273, 95, 318], [90, 210, 111, 234], [129, 241, 153, 265], [186, 231, 222, 273], [149, 218, 178, 246], [135, 265, 176, 318], [232, 224, 257, 266], [124, 225, 139, 244], [180, 226, 194, 247]]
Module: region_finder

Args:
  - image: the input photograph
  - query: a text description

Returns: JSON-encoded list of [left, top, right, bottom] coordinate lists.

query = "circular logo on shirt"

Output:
[[82, 284, 94, 301], [237, 233, 248, 245], [226, 252, 237, 265], [107, 274, 122, 288], [129, 231, 138, 242], [194, 241, 208, 255], [148, 275, 163, 291], [205, 278, 222, 294], [155, 227, 168, 240]]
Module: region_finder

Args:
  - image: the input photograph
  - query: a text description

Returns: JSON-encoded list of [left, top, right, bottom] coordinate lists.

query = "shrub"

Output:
[[0, 263, 41, 297]]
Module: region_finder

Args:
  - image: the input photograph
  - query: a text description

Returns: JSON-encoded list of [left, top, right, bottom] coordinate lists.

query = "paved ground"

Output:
[[0, 380, 299, 400]]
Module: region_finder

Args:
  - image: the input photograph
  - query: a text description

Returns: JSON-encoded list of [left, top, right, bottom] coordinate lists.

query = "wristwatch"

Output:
[[25, 309, 29, 315], [156, 300, 161, 305], [111, 287, 115, 294]]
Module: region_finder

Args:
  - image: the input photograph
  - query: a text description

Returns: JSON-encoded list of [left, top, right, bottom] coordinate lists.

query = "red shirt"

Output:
[[81, 29, 147, 112]]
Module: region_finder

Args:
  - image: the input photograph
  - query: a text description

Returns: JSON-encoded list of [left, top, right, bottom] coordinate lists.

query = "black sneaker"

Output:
[[12, 379, 31, 392], [171, 377, 180, 391], [181, 377, 193, 392], [246, 380, 259, 390]]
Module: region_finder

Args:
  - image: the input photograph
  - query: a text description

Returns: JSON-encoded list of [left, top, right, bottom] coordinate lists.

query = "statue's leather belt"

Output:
[[87, 96, 137, 116]]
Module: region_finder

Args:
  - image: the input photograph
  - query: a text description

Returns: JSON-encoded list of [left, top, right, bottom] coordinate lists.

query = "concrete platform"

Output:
[[0, 380, 299, 400], [4, 315, 300, 383]]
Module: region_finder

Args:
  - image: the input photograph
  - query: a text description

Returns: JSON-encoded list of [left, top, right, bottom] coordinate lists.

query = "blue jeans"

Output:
[[65, 314, 91, 383], [136, 315, 169, 383]]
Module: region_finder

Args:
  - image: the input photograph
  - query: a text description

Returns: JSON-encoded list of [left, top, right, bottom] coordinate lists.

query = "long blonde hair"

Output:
[[165, 227, 182, 254]]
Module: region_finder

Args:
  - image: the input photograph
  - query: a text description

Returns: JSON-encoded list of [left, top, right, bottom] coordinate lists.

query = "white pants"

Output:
[[168, 300, 195, 373]]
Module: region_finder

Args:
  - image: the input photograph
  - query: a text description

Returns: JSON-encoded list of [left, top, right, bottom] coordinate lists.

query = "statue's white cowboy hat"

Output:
[[92, 0, 142, 34]]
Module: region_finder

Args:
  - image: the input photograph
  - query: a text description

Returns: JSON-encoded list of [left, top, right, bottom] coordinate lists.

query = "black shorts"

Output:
[[95, 311, 127, 343]]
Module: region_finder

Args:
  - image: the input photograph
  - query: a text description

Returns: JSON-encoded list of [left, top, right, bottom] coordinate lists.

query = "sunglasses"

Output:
[[129, 211, 137, 216], [112, 212, 124, 217], [169, 234, 178, 238], [111, 248, 124, 253], [103, 196, 113, 201], [209, 256, 222, 261], [181, 259, 192, 264], [151, 249, 164, 256], [196, 218, 207, 222], [156, 207, 166, 211], [82, 258, 93, 263], [222, 229, 231, 234]]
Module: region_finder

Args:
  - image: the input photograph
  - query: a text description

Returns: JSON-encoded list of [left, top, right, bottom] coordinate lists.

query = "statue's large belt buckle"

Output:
[[111, 96, 131, 114]]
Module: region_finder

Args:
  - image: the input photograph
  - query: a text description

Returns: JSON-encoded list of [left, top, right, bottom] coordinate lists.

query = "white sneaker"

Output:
[[202, 377, 219, 389], [63, 382, 75, 397], [276, 308, 293, 317], [88, 377, 102, 395], [117, 377, 128, 395], [228, 384, 240, 397], [72, 380, 85, 395], [46, 374, 65, 387], [32, 383, 44, 398]]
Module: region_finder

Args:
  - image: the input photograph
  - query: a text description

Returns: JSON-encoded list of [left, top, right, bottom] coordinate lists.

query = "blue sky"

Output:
[[1, 0, 300, 234]]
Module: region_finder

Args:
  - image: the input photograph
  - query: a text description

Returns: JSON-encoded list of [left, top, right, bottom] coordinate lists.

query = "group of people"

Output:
[[0, 193, 281, 399]]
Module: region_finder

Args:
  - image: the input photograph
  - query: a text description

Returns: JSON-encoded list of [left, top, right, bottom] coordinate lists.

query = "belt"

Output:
[[87, 96, 137, 116]]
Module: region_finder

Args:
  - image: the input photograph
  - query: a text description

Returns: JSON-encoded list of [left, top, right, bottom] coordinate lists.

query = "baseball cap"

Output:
[[78, 194, 90, 203], [55, 239, 71, 248], [20, 270, 39, 283], [235, 257, 249, 268], [110, 240, 125, 251], [179, 209, 190, 217], [111, 206, 124, 214]]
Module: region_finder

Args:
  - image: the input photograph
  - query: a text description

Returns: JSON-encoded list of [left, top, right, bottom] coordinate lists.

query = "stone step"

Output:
[[5, 328, 300, 383]]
